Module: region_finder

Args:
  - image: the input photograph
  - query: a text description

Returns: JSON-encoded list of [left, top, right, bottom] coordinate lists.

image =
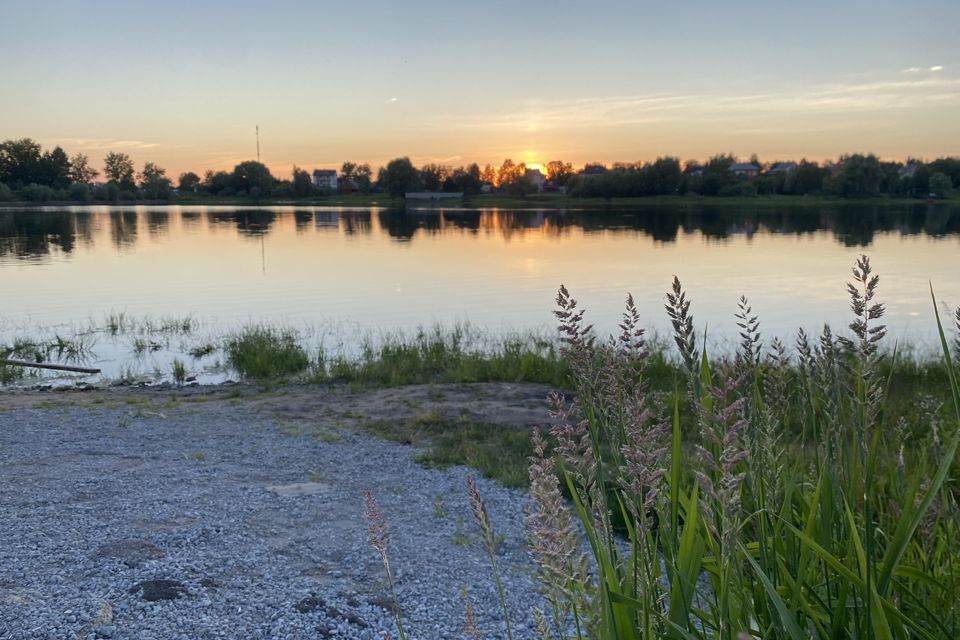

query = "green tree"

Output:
[[929, 172, 952, 197], [354, 163, 373, 192], [139, 162, 172, 199], [292, 166, 314, 197], [231, 161, 274, 195], [832, 153, 883, 196], [103, 152, 136, 189], [40, 146, 72, 188], [0, 138, 43, 188], [420, 163, 448, 191], [177, 171, 201, 193], [69, 153, 99, 184], [377, 157, 422, 197]]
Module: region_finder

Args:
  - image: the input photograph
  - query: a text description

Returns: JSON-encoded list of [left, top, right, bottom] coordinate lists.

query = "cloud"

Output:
[[902, 67, 922, 73], [930, 65, 944, 72], [63, 138, 160, 150], [443, 73, 960, 132], [385, 97, 398, 104]]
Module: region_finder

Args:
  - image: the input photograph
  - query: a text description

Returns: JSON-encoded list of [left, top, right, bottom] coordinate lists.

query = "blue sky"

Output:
[[2, 0, 957, 176]]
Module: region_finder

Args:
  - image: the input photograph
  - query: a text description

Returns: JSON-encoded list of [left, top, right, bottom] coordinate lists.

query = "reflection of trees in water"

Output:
[[0, 211, 81, 259], [147, 211, 170, 237], [110, 211, 139, 249], [181, 211, 202, 227], [1, 205, 959, 262], [341, 212, 371, 236], [209, 210, 276, 236], [294, 210, 313, 232], [377, 210, 441, 240]]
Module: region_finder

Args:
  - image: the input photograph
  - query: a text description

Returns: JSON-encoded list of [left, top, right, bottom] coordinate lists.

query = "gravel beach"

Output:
[[0, 383, 554, 639]]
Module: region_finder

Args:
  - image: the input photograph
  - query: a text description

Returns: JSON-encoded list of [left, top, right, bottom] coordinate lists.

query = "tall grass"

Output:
[[522, 256, 960, 639], [224, 325, 309, 379]]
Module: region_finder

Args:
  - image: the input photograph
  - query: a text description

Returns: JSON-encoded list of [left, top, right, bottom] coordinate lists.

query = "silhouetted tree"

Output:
[[0, 138, 43, 188], [292, 166, 314, 197], [231, 161, 274, 195], [177, 171, 201, 193], [103, 152, 136, 189], [377, 157, 422, 197], [139, 162, 172, 199], [69, 153, 99, 184]]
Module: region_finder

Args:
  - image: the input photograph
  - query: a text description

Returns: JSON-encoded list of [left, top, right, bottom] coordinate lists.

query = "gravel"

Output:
[[0, 401, 546, 639]]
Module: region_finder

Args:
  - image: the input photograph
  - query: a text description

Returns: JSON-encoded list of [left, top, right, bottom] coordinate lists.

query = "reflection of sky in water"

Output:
[[2, 205, 959, 363]]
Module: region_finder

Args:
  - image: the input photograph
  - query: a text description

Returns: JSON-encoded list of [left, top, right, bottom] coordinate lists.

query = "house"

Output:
[[524, 168, 547, 192], [338, 178, 360, 194], [898, 163, 919, 180], [578, 164, 608, 178], [729, 162, 760, 178], [767, 162, 797, 174], [312, 169, 338, 191]]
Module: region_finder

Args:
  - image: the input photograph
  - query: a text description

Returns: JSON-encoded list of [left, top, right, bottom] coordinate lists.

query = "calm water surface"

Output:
[[2, 204, 959, 381]]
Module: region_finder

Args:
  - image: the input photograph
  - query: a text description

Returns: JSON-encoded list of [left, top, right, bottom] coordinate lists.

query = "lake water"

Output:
[[2, 204, 959, 383]]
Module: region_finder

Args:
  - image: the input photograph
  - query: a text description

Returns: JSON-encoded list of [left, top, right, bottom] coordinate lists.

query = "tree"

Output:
[[929, 172, 953, 198], [69, 153, 99, 184], [420, 164, 449, 191], [496, 159, 524, 187], [292, 166, 314, 197], [40, 146, 72, 188], [341, 161, 358, 180], [480, 164, 496, 185], [0, 138, 43, 188], [545, 160, 575, 186], [231, 160, 274, 194], [832, 154, 883, 196], [377, 157, 422, 197], [443, 164, 482, 194], [138, 162, 172, 199], [177, 171, 201, 193], [103, 151, 136, 189], [354, 163, 373, 192]]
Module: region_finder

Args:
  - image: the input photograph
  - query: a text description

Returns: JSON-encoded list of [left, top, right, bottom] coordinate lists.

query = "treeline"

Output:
[[2, 137, 958, 203], [570, 154, 959, 198]]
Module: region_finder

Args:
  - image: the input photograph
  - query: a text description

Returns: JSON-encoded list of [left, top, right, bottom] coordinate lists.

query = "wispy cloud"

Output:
[[930, 65, 944, 72], [60, 138, 160, 150], [385, 97, 398, 104], [445, 73, 960, 132]]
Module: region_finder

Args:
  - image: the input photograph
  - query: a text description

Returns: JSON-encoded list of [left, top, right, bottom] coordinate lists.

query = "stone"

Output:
[[95, 540, 164, 568], [129, 579, 185, 602]]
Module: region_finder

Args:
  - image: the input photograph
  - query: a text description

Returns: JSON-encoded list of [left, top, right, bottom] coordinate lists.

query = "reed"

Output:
[[525, 255, 960, 639]]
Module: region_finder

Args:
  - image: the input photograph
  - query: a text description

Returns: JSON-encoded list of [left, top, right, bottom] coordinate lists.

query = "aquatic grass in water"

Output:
[[225, 325, 309, 380]]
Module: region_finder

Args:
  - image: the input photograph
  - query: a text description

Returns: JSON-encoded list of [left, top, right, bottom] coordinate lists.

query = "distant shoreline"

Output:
[[0, 193, 951, 210]]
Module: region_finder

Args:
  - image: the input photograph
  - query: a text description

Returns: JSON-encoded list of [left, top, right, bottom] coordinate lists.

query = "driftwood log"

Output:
[[1, 359, 101, 374]]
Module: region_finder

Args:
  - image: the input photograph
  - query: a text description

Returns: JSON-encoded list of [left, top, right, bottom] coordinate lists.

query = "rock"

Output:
[[95, 540, 164, 567], [265, 482, 329, 497], [295, 595, 324, 614], [129, 579, 185, 602]]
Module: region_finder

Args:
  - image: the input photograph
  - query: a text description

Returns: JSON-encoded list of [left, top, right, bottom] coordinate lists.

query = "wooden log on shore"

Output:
[[1, 359, 101, 374]]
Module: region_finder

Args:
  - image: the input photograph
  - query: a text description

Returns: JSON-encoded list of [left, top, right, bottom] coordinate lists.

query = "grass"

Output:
[[224, 325, 309, 380], [314, 325, 569, 388], [359, 412, 534, 488], [356, 257, 960, 640]]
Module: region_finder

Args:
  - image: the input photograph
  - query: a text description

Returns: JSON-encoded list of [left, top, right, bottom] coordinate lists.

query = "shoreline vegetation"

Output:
[[1, 192, 957, 210], [2, 138, 957, 209]]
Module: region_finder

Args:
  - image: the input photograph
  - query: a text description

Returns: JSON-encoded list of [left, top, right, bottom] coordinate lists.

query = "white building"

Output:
[[312, 169, 338, 191]]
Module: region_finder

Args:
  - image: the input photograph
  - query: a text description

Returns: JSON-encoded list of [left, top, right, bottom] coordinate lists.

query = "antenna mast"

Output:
[[256, 125, 261, 163]]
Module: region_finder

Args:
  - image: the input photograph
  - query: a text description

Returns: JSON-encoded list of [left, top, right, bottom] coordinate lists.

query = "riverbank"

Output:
[[1, 192, 952, 210], [0, 382, 552, 639]]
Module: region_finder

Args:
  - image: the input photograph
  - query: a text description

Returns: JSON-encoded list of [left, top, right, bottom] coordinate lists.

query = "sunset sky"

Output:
[[3, 0, 957, 178]]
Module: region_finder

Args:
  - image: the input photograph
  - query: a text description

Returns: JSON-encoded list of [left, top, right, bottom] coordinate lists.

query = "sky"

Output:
[[2, 0, 958, 178]]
